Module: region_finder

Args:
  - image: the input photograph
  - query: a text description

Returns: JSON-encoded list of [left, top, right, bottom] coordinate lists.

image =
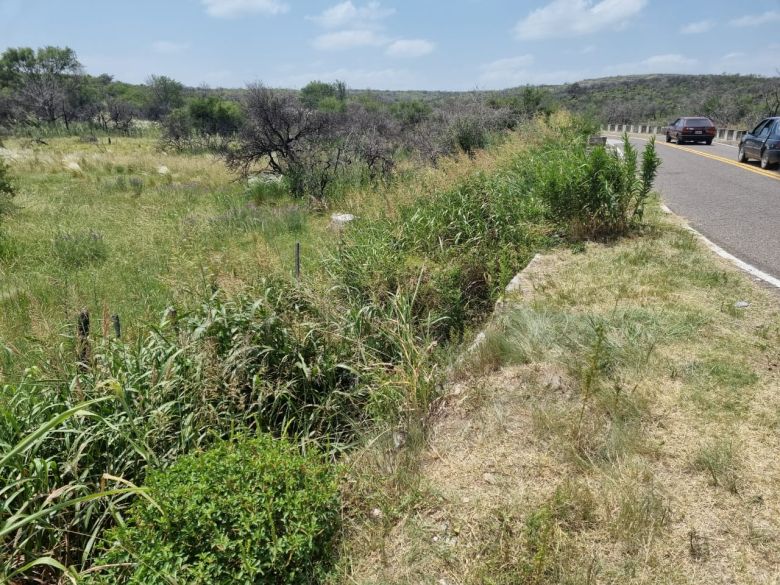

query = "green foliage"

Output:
[[451, 116, 489, 156], [187, 96, 243, 135], [535, 134, 660, 239], [390, 99, 431, 126], [300, 80, 347, 110], [91, 436, 339, 585], [0, 276, 439, 577], [330, 161, 551, 342], [488, 86, 556, 121], [547, 74, 780, 126], [145, 75, 184, 120], [0, 156, 16, 201], [52, 229, 108, 267]]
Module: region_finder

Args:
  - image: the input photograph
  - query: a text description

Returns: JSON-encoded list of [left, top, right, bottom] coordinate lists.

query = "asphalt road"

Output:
[[621, 136, 780, 281]]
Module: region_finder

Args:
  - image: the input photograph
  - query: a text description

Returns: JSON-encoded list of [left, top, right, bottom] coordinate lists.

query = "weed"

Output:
[[52, 230, 108, 268], [607, 465, 670, 555], [693, 438, 740, 493]]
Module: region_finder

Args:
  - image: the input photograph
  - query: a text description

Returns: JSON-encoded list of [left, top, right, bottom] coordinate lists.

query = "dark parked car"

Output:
[[665, 117, 717, 145], [738, 117, 780, 170]]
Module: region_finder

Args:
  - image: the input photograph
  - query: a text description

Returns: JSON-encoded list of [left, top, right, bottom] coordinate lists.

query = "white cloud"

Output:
[[151, 41, 190, 55], [515, 0, 647, 40], [730, 10, 780, 27], [680, 20, 713, 34], [605, 53, 698, 75], [478, 55, 586, 88], [722, 51, 745, 60], [201, 0, 288, 18], [641, 54, 697, 68], [308, 1, 394, 28], [385, 39, 435, 58], [312, 29, 388, 50]]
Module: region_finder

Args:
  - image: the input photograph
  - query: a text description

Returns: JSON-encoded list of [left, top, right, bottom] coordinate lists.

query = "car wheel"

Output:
[[665, 133, 671, 143], [738, 145, 747, 163], [705, 139, 712, 145], [761, 150, 774, 169], [678, 137, 685, 144]]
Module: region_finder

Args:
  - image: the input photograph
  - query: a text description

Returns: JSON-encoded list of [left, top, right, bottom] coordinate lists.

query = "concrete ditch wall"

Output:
[[601, 124, 746, 143]]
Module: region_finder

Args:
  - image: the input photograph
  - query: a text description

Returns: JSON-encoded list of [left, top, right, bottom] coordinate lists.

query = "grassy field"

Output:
[[0, 132, 535, 381], [340, 204, 780, 584], [0, 136, 332, 377]]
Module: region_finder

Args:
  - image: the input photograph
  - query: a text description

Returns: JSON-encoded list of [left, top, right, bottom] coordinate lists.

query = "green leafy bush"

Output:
[[91, 436, 340, 584], [535, 134, 660, 239]]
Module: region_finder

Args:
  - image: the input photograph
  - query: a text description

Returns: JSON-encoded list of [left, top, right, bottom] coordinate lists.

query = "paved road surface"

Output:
[[616, 136, 780, 281]]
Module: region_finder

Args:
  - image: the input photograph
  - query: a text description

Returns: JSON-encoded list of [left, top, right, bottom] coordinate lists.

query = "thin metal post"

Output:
[[295, 242, 301, 280]]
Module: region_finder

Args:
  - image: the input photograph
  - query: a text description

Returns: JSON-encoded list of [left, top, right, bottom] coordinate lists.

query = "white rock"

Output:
[[330, 213, 356, 230], [157, 165, 170, 175], [64, 161, 82, 173], [734, 300, 750, 309]]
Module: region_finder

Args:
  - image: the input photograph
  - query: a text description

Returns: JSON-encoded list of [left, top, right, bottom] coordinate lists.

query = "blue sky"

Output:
[[1, 0, 779, 90]]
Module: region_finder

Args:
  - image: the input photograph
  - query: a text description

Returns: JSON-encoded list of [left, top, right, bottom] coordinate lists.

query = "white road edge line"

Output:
[[659, 203, 780, 290]]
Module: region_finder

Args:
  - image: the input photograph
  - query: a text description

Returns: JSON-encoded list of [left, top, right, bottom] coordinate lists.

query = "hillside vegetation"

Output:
[[515, 73, 780, 127]]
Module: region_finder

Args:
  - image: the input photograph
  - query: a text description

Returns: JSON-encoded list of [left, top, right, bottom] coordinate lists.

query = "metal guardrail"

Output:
[[601, 124, 746, 142]]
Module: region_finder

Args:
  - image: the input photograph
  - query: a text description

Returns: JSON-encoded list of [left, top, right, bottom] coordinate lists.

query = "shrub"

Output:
[[536, 134, 661, 239], [0, 157, 15, 199], [0, 157, 16, 227], [91, 436, 340, 585]]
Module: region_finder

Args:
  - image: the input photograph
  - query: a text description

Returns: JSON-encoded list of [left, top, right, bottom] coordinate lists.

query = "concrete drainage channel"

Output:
[[465, 253, 546, 355]]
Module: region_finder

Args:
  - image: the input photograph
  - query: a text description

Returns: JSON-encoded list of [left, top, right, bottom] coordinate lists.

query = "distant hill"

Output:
[[508, 74, 780, 128]]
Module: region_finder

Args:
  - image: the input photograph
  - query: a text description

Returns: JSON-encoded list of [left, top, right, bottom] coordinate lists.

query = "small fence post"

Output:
[[77, 308, 90, 370], [295, 242, 301, 280], [111, 314, 121, 339]]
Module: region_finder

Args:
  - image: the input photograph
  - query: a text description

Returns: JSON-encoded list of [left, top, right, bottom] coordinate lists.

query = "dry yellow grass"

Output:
[[338, 206, 780, 584]]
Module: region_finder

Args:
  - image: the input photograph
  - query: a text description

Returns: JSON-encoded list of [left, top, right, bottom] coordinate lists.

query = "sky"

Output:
[[1, 0, 779, 90]]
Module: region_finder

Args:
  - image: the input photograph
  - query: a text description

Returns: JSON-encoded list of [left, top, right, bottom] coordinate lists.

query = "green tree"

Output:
[[0, 46, 83, 126], [188, 96, 242, 135], [145, 75, 184, 120], [300, 80, 346, 110]]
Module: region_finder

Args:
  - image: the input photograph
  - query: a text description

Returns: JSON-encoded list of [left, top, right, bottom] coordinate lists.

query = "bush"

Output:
[[0, 157, 15, 199], [91, 436, 340, 584], [536, 134, 660, 239], [0, 158, 16, 225]]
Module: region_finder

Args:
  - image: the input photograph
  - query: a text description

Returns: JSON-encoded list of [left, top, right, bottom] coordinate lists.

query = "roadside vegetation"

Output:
[[345, 206, 780, 584], [2, 42, 776, 585]]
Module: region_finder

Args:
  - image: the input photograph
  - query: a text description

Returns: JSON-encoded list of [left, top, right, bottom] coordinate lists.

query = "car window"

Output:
[[770, 121, 780, 137], [758, 124, 771, 138], [687, 118, 712, 127], [752, 120, 769, 135]]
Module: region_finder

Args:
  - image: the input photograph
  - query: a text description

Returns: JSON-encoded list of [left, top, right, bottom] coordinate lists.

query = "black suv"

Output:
[[738, 117, 780, 170]]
